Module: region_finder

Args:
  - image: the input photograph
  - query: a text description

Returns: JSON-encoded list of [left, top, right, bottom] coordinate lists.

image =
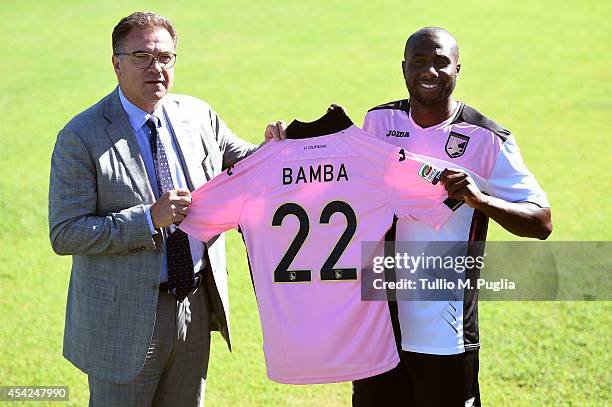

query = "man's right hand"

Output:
[[150, 188, 192, 228]]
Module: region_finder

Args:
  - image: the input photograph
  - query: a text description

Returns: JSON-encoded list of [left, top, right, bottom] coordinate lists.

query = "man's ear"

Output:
[[402, 60, 407, 78], [112, 54, 121, 78], [456, 63, 461, 76]]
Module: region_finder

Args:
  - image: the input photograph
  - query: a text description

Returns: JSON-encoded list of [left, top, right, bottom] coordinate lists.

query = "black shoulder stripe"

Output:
[[368, 99, 410, 113], [453, 104, 511, 142]]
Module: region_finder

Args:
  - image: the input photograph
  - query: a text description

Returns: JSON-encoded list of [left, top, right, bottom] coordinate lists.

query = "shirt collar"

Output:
[[408, 100, 462, 131], [118, 87, 165, 133]]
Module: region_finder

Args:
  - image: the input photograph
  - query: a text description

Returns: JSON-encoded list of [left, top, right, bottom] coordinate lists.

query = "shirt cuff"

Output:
[[144, 205, 158, 235]]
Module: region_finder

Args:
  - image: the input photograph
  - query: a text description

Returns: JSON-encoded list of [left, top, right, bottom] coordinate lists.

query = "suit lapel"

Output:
[[103, 88, 156, 202], [163, 97, 206, 191]]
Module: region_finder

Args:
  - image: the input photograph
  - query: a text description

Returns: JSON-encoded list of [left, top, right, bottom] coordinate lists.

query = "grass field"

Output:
[[1, 0, 611, 405]]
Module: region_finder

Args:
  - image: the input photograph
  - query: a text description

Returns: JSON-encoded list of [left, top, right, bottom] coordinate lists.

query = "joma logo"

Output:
[[385, 130, 410, 138]]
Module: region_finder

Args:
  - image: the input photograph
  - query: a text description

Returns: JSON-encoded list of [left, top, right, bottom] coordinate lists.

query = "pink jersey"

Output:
[[180, 111, 456, 384]]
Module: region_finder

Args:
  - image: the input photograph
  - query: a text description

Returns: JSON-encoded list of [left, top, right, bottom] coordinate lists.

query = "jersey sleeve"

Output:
[[362, 112, 375, 136], [179, 161, 249, 243], [362, 111, 383, 141], [383, 148, 456, 230], [485, 135, 550, 207]]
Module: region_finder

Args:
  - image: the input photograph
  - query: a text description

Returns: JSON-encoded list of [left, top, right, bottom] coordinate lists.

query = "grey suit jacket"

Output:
[[48, 88, 256, 383]]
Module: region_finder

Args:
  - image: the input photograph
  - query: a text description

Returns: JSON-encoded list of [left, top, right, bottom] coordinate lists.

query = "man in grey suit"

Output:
[[49, 11, 269, 406]]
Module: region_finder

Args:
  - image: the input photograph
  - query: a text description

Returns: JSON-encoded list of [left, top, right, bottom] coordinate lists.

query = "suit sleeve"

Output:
[[179, 163, 248, 243], [383, 149, 455, 230], [208, 106, 259, 170], [48, 126, 157, 256]]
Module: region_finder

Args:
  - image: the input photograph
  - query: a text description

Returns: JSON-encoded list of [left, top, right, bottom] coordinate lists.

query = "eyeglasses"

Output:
[[115, 51, 177, 69]]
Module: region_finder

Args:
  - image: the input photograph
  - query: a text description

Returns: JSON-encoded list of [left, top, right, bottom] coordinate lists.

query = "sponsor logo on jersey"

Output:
[[418, 163, 442, 185], [385, 130, 410, 138], [445, 132, 470, 158]]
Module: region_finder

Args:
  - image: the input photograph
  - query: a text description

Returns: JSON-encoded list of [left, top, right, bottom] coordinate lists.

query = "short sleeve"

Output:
[[362, 112, 375, 136], [362, 111, 386, 142], [485, 135, 549, 207], [179, 163, 248, 243], [383, 149, 456, 230]]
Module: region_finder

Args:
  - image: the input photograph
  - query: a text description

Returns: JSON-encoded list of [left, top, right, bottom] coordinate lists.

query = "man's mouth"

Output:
[[417, 81, 441, 89], [145, 79, 164, 84]]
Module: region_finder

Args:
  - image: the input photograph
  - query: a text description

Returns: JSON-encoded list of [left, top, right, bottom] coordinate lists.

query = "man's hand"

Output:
[[440, 168, 552, 239], [265, 120, 287, 142], [440, 168, 485, 208], [150, 188, 192, 228]]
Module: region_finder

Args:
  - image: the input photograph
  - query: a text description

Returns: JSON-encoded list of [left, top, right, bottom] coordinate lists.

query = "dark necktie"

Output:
[[146, 115, 196, 302]]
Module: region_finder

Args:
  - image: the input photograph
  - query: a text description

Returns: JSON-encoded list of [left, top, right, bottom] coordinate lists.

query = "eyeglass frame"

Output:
[[114, 51, 177, 69]]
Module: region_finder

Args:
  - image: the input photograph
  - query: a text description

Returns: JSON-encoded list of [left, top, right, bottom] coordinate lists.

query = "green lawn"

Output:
[[1, 0, 610, 405]]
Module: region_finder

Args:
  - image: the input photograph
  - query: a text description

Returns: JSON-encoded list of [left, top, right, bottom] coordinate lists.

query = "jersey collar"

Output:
[[286, 105, 354, 139], [408, 101, 463, 131]]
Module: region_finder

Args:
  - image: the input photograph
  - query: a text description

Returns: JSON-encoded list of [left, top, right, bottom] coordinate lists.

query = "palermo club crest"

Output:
[[445, 132, 470, 158]]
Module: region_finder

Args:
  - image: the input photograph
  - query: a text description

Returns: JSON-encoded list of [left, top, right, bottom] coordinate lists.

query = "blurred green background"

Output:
[[1, 0, 610, 405]]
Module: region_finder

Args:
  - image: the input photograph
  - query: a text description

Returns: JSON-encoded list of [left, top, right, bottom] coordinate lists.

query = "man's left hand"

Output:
[[264, 120, 288, 142], [440, 168, 486, 208]]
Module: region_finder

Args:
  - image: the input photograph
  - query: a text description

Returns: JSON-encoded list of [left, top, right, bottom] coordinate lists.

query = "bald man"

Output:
[[350, 27, 552, 407]]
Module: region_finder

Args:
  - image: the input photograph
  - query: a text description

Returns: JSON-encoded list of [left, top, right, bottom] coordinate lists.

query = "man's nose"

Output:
[[148, 59, 164, 73], [420, 64, 438, 77]]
